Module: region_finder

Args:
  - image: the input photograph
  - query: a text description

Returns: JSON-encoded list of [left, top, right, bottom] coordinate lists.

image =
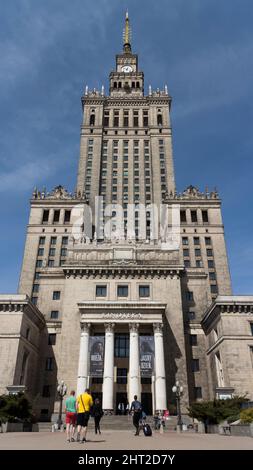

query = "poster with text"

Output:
[[89, 336, 104, 377], [139, 335, 154, 377]]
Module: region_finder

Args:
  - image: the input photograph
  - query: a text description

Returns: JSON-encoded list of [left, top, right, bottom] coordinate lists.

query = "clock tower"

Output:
[[110, 12, 144, 97]]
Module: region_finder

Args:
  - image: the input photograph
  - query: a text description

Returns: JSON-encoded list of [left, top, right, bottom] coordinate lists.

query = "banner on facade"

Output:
[[89, 336, 104, 377], [139, 335, 155, 377]]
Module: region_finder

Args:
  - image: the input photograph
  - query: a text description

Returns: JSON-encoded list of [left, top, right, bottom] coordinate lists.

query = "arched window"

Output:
[[113, 82, 117, 88], [90, 112, 95, 126], [157, 114, 163, 126], [136, 82, 140, 88], [132, 82, 135, 88], [118, 82, 122, 88]]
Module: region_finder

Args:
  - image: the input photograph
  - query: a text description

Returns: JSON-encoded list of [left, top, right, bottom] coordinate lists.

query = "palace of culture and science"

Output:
[[0, 14, 253, 420]]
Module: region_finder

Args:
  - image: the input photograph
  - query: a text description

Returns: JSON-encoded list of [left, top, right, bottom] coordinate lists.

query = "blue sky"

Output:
[[0, 0, 252, 293]]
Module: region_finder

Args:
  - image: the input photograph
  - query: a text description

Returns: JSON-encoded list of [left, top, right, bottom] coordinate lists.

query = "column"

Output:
[[153, 323, 167, 411], [76, 323, 90, 396], [128, 323, 141, 403], [102, 323, 115, 411]]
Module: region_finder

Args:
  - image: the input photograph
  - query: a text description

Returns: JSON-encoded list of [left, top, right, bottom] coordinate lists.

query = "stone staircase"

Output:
[[39, 415, 178, 432]]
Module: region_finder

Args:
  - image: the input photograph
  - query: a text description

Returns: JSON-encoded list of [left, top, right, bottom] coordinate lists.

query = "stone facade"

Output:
[[0, 14, 252, 420]]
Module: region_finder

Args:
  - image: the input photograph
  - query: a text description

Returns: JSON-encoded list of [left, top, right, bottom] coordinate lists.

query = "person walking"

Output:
[[76, 388, 93, 443], [92, 398, 103, 434], [65, 390, 77, 442], [130, 395, 142, 436]]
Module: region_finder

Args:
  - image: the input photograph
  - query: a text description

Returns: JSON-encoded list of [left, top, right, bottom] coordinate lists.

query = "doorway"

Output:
[[116, 392, 128, 415], [141, 392, 152, 415]]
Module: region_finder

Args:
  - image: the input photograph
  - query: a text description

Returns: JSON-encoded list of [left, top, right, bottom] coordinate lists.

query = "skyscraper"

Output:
[[1, 13, 252, 421]]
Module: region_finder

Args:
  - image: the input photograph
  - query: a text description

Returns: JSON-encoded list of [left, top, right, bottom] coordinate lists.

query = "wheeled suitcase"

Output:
[[143, 423, 152, 436]]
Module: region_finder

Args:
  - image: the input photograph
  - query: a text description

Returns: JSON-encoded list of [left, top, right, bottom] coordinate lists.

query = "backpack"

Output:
[[143, 423, 152, 437]]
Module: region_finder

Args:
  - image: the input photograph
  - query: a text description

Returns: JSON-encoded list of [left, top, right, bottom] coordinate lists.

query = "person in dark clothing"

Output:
[[130, 395, 142, 436], [92, 398, 103, 434]]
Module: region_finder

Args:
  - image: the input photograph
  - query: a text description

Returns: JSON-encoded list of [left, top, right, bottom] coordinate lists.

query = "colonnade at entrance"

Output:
[[76, 321, 167, 412]]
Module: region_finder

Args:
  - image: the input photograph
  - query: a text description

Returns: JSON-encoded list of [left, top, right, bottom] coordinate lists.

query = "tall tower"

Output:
[[76, 12, 175, 235]]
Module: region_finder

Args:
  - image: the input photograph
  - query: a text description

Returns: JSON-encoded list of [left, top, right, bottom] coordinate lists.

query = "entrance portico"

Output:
[[76, 301, 167, 413]]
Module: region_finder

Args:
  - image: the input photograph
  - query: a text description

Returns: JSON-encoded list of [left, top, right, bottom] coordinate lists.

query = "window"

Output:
[[187, 291, 194, 302], [42, 209, 49, 223], [52, 291, 60, 300], [34, 272, 40, 280], [50, 310, 59, 319], [103, 111, 109, 127], [113, 110, 119, 127], [211, 285, 218, 294], [209, 272, 216, 280], [194, 387, 202, 399], [36, 260, 42, 268], [190, 334, 197, 346], [89, 113, 95, 126], [133, 111, 139, 127], [192, 359, 200, 372], [61, 248, 67, 257], [96, 285, 107, 297], [195, 249, 201, 257], [196, 260, 202, 267], [250, 323, 253, 335], [182, 237, 188, 245], [33, 284, 39, 293], [117, 285, 128, 297], [207, 249, 213, 257], [143, 110, 148, 126], [180, 210, 187, 223], [48, 334, 56, 345], [183, 249, 189, 257], [139, 285, 150, 297], [42, 385, 51, 398], [208, 260, 214, 268], [188, 311, 196, 320], [191, 210, 197, 223], [117, 368, 127, 384], [39, 236, 45, 245], [64, 210, 71, 223], [48, 259, 54, 267], [38, 248, 44, 256], [53, 210, 60, 223], [115, 334, 129, 358], [202, 210, 209, 223], [205, 237, 211, 246], [184, 259, 191, 268], [157, 114, 163, 126], [194, 237, 200, 245], [62, 237, 68, 245], [45, 358, 53, 371], [49, 248, 55, 256], [123, 110, 129, 127], [31, 297, 38, 305], [50, 237, 57, 245]]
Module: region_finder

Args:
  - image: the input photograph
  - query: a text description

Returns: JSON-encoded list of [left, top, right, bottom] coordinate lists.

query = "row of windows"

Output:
[[37, 247, 67, 257], [183, 248, 214, 257], [39, 236, 69, 246], [180, 210, 209, 224], [182, 236, 212, 246], [42, 209, 71, 224], [96, 285, 150, 298]]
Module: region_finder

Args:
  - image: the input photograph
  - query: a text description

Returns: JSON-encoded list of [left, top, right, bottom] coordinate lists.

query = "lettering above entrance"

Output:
[[103, 312, 143, 319]]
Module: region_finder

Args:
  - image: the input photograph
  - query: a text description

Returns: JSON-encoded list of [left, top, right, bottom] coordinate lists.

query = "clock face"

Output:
[[121, 65, 133, 73]]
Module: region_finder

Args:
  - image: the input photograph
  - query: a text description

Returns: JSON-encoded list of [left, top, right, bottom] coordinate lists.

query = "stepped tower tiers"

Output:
[[76, 11, 176, 240]]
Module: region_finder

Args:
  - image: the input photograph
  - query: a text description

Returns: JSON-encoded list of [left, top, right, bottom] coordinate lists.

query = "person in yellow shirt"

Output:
[[76, 388, 93, 443]]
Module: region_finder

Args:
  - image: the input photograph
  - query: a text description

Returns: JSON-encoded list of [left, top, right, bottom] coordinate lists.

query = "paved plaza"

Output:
[[0, 430, 252, 450]]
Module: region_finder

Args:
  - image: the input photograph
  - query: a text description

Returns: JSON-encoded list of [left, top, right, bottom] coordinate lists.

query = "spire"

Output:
[[123, 10, 132, 53]]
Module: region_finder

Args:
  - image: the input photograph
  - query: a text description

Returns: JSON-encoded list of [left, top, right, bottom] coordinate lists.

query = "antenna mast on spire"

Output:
[[123, 10, 132, 53]]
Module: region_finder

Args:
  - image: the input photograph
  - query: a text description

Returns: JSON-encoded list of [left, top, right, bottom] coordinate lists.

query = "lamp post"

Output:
[[172, 380, 183, 432], [57, 380, 67, 430]]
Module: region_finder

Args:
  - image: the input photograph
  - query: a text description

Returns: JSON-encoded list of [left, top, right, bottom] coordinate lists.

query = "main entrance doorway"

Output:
[[141, 392, 152, 415]]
